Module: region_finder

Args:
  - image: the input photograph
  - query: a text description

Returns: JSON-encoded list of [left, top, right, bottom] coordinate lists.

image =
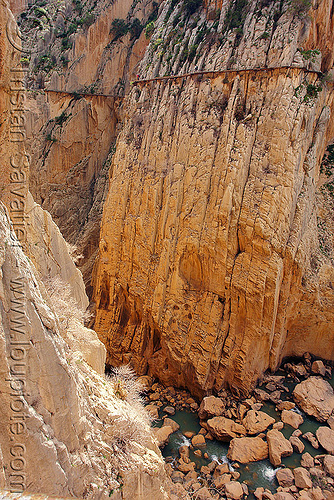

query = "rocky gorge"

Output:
[[143, 355, 334, 498], [0, 0, 333, 498]]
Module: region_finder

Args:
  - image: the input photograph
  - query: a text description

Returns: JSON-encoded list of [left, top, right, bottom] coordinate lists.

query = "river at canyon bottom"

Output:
[[153, 369, 334, 497]]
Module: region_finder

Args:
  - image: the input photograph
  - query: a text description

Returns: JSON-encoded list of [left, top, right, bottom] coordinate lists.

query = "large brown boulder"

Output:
[[227, 436, 268, 463], [276, 468, 294, 487], [193, 487, 214, 500], [281, 409, 303, 429], [192, 434, 206, 447], [224, 481, 244, 500], [163, 418, 180, 433], [267, 429, 293, 466], [274, 493, 295, 500], [207, 417, 246, 441], [316, 426, 334, 454], [242, 410, 275, 434], [293, 467, 312, 489], [311, 360, 326, 376], [153, 425, 174, 448], [323, 455, 334, 476], [198, 396, 225, 420], [289, 436, 305, 453], [293, 377, 334, 422], [301, 452, 314, 468]]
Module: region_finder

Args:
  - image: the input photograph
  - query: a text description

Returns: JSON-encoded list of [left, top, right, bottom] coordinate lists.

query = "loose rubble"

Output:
[[143, 355, 334, 499]]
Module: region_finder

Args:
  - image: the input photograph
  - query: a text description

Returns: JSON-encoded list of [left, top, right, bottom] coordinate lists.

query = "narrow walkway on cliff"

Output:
[[28, 66, 321, 98], [131, 65, 321, 85]]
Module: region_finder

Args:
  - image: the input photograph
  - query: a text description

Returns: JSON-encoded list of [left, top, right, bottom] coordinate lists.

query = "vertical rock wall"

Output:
[[0, 3, 171, 497], [24, 0, 158, 292], [93, 0, 334, 396]]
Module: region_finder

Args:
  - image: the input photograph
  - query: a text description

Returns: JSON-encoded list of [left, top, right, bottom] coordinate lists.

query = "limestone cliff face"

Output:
[[0, 3, 171, 497], [0, 206, 170, 499], [93, 0, 334, 396], [24, 0, 158, 292]]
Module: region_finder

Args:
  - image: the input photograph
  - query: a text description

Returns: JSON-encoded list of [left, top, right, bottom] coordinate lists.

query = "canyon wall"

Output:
[[0, 2, 171, 497], [0, 204, 172, 499], [93, 0, 334, 396], [9, 0, 334, 397], [24, 0, 158, 291]]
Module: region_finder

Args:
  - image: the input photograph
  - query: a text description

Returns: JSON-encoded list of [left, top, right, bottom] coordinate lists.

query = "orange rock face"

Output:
[[25, 0, 153, 290], [93, 0, 334, 396], [0, 2, 29, 247]]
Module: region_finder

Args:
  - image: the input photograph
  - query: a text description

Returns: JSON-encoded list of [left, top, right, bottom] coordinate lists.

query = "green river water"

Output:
[[155, 369, 334, 496]]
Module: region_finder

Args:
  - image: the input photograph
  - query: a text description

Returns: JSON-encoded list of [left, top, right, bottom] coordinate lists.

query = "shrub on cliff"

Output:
[[288, 0, 311, 16], [44, 276, 90, 330], [108, 365, 146, 409], [145, 21, 155, 39], [107, 365, 153, 453], [111, 18, 143, 41], [111, 19, 129, 40], [224, 0, 248, 31], [129, 18, 143, 39]]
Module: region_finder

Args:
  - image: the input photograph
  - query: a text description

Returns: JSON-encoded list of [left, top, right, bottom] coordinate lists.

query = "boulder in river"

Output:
[[137, 375, 153, 388], [311, 360, 326, 376], [286, 362, 308, 377], [153, 425, 174, 447], [323, 455, 334, 476], [254, 388, 270, 402], [293, 466, 313, 489], [293, 377, 334, 422], [289, 435, 305, 453], [276, 468, 295, 487], [302, 431, 319, 449], [224, 481, 244, 500], [274, 494, 295, 500], [301, 452, 314, 468], [193, 486, 214, 499], [198, 396, 225, 419], [269, 390, 282, 404], [146, 404, 159, 419], [316, 426, 334, 454], [242, 410, 275, 434], [214, 474, 231, 488], [164, 405, 176, 415], [191, 434, 206, 447], [179, 444, 190, 462], [277, 401, 295, 411], [177, 458, 196, 473], [254, 487, 264, 499], [273, 421, 284, 430], [227, 436, 268, 463], [213, 463, 230, 478], [206, 416, 246, 441], [281, 409, 303, 429], [266, 429, 293, 466], [163, 417, 180, 432], [328, 416, 334, 430]]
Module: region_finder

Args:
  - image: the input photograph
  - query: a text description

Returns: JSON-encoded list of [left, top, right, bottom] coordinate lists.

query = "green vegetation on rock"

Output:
[[111, 17, 143, 41]]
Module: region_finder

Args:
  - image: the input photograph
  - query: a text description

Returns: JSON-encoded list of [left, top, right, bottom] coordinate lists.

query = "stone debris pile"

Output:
[[144, 355, 334, 499]]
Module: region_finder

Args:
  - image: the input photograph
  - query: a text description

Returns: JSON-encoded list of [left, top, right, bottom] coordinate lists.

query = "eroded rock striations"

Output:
[[0, 2, 171, 497], [93, 0, 334, 396], [23, 0, 158, 292]]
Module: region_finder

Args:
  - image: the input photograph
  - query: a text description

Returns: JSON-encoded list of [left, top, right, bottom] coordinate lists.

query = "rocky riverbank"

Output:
[[141, 355, 334, 499]]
